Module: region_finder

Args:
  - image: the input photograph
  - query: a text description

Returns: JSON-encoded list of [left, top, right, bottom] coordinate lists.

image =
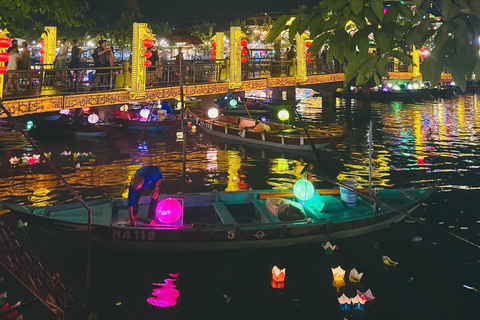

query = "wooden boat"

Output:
[[32, 114, 108, 138], [112, 110, 181, 132], [195, 114, 344, 151], [4, 188, 433, 252]]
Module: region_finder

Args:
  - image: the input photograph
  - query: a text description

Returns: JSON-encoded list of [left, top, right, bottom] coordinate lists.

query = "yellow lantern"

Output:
[[277, 109, 289, 121]]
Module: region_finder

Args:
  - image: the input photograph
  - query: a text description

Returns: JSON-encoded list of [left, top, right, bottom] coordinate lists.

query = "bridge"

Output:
[[0, 24, 452, 117]]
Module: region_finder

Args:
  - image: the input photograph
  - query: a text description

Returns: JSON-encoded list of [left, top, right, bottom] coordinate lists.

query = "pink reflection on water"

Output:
[[147, 274, 180, 308]]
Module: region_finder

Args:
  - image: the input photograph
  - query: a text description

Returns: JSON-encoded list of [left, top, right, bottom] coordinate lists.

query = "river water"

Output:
[[0, 89, 479, 319]]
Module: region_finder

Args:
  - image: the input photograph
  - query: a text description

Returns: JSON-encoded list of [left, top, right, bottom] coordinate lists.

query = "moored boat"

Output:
[[112, 110, 181, 132], [32, 114, 108, 138], [4, 187, 433, 252], [195, 114, 344, 151]]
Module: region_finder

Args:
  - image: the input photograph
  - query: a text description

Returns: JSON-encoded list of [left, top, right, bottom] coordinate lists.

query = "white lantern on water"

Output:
[[208, 108, 219, 118], [88, 114, 99, 124]]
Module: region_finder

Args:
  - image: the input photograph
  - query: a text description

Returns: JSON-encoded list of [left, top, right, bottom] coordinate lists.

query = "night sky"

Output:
[[89, 0, 321, 27]]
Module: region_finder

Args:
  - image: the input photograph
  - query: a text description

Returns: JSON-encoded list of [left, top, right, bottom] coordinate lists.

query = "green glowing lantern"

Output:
[[294, 179, 315, 201], [278, 109, 289, 121], [228, 99, 238, 108]]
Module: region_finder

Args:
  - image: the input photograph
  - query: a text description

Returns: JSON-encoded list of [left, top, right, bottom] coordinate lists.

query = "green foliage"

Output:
[[267, 0, 480, 91]]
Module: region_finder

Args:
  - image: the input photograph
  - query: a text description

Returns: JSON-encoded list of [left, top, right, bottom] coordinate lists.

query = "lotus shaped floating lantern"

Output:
[[357, 289, 375, 305], [338, 294, 351, 310], [349, 268, 364, 283], [61, 151, 71, 157], [43, 152, 51, 159], [331, 266, 345, 281], [382, 255, 398, 267], [322, 241, 337, 255], [272, 266, 285, 282], [351, 294, 366, 311], [9, 157, 19, 165]]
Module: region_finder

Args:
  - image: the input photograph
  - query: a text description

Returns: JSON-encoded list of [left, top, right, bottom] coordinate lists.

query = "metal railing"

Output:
[[386, 61, 410, 72], [307, 59, 345, 75], [146, 60, 228, 87], [242, 60, 293, 79], [2, 66, 124, 98]]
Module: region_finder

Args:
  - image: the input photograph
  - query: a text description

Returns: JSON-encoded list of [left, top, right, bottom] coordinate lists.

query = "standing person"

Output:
[[55, 38, 68, 69], [6, 39, 18, 54], [175, 47, 185, 82], [92, 40, 102, 67], [109, 46, 115, 67], [284, 47, 290, 60], [150, 48, 159, 66], [19, 42, 30, 70], [127, 165, 163, 226], [5, 47, 21, 93], [69, 40, 82, 68]]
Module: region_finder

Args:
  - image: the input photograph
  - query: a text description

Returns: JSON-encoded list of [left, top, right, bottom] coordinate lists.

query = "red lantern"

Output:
[[305, 41, 312, 48], [211, 48, 216, 54], [143, 38, 154, 48], [211, 42, 216, 48], [0, 66, 7, 74], [307, 57, 312, 62], [241, 49, 247, 55], [40, 49, 44, 55], [241, 57, 247, 63], [307, 52, 311, 56], [240, 39, 248, 47], [40, 57, 44, 63], [0, 37, 11, 49], [40, 40, 44, 47], [0, 52, 9, 62], [144, 60, 152, 67], [211, 55, 216, 59], [144, 51, 152, 58]]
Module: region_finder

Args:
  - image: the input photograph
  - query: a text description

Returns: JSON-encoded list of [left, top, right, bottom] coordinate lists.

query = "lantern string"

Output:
[[291, 105, 480, 251]]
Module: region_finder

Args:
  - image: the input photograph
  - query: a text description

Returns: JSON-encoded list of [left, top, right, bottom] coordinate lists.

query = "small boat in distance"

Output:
[[4, 187, 433, 252], [194, 113, 344, 151], [112, 109, 181, 132], [32, 114, 108, 138]]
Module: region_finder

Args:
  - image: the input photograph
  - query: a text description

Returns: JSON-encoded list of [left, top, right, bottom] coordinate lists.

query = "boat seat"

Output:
[[213, 202, 237, 225], [238, 118, 257, 129], [301, 193, 344, 218], [252, 199, 281, 224]]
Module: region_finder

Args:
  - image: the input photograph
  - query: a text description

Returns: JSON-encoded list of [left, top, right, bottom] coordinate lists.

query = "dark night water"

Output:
[[0, 89, 479, 319]]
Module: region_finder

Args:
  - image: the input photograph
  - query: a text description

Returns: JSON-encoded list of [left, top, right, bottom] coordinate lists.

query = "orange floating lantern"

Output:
[[272, 266, 285, 282], [144, 51, 152, 58], [144, 60, 152, 67], [271, 279, 285, 289]]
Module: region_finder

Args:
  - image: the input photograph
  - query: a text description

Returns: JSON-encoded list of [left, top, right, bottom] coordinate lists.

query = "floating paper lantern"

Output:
[[338, 294, 351, 310], [417, 156, 424, 165], [322, 241, 337, 255], [208, 108, 219, 118], [140, 108, 150, 119], [277, 109, 289, 121], [382, 255, 398, 267], [357, 289, 375, 305], [349, 268, 364, 283], [9, 157, 19, 165], [272, 266, 285, 282], [120, 104, 129, 112], [271, 279, 285, 289], [88, 114, 99, 124], [351, 295, 366, 310], [155, 198, 183, 225], [293, 179, 315, 201], [332, 266, 345, 281]]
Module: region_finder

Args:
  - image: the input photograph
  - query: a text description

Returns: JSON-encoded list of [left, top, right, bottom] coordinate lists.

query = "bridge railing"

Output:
[[146, 60, 228, 87], [386, 61, 410, 72], [242, 60, 293, 79], [307, 59, 345, 75], [2, 66, 124, 98]]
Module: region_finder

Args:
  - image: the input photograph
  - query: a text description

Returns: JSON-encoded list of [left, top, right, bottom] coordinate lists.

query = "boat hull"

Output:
[[113, 118, 181, 132], [4, 188, 433, 252]]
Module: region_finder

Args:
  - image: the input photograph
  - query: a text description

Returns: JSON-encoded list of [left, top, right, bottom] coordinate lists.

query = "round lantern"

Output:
[[156, 198, 182, 224], [307, 57, 312, 62], [210, 48, 216, 54], [208, 108, 219, 118], [294, 179, 315, 201], [277, 109, 289, 121], [0, 67, 7, 75], [144, 51, 152, 58], [211, 41, 216, 47], [241, 57, 247, 63], [0, 52, 9, 62], [144, 60, 152, 67], [40, 57, 44, 63], [140, 108, 150, 119], [240, 39, 248, 47], [228, 99, 238, 108], [305, 41, 312, 48], [307, 52, 311, 56], [40, 49, 44, 55], [241, 49, 247, 55], [211, 55, 216, 59], [40, 40, 44, 47], [0, 37, 12, 49], [87, 113, 99, 124], [143, 38, 154, 48]]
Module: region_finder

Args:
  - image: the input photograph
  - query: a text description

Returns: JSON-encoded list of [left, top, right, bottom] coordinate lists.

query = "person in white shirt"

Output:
[[55, 38, 68, 69], [5, 47, 21, 92]]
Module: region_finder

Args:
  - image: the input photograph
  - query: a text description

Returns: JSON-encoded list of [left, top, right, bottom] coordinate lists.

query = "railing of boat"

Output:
[[0, 218, 88, 318]]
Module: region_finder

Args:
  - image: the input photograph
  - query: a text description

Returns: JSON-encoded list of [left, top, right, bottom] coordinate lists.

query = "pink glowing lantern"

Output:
[[272, 266, 285, 282], [147, 276, 180, 308], [155, 198, 183, 225], [417, 156, 424, 165]]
